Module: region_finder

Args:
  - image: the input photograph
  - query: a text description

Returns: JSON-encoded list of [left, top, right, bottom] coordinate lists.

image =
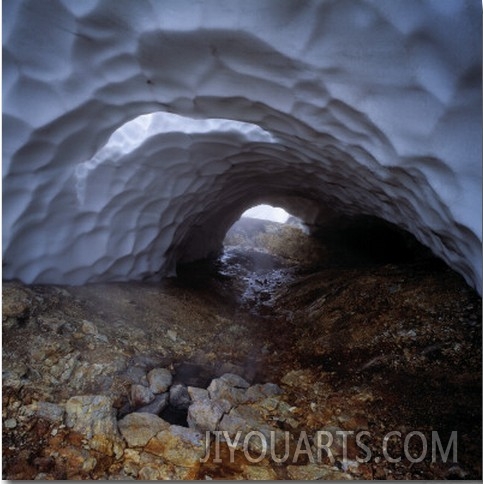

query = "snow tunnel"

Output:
[[2, 0, 481, 293]]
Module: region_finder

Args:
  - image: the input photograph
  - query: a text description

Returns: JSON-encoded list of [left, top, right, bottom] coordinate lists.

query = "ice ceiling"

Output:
[[2, 0, 481, 293]]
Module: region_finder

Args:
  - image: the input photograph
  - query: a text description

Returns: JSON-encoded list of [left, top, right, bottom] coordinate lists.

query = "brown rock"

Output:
[[243, 464, 278, 480], [145, 425, 206, 468], [286, 463, 351, 480], [56, 445, 93, 479], [138, 465, 161, 480], [2, 283, 30, 320]]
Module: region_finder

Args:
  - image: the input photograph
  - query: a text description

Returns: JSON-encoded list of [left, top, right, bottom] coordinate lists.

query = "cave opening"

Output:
[[210, 197, 441, 288], [174, 193, 448, 323], [223, 204, 305, 255], [239, 204, 292, 223]]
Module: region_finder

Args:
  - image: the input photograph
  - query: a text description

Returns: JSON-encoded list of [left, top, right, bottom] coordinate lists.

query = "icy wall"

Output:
[[3, 0, 481, 293]]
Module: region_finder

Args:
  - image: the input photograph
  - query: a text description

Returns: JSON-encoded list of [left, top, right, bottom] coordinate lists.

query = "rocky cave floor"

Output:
[[2, 218, 482, 480]]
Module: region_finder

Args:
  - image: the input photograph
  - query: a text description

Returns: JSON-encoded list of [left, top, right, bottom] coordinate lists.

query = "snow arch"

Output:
[[2, 0, 481, 293]]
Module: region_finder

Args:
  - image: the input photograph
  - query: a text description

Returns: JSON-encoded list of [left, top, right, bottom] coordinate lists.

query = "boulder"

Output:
[[169, 384, 191, 410], [187, 400, 225, 432], [118, 412, 169, 447], [136, 393, 169, 415], [147, 368, 173, 394], [130, 384, 155, 408], [65, 395, 124, 457]]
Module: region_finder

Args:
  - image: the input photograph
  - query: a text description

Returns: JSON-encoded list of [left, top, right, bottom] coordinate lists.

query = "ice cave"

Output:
[[2, 0, 481, 293]]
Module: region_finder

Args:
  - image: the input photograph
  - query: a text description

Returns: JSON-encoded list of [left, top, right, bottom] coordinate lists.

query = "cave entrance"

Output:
[[240, 204, 291, 223], [174, 203, 316, 298], [178, 207, 445, 316], [221, 204, 435, 274], [214, 204, 325, 313], [224, 204, 304, 252]]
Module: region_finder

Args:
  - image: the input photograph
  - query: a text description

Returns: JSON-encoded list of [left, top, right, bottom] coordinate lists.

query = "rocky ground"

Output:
[[2, 216, 482, 480]]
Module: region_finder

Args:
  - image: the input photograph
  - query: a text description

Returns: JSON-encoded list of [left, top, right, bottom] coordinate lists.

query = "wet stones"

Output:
[[115, 370, 289, 478], [126, 367, 192, 425]]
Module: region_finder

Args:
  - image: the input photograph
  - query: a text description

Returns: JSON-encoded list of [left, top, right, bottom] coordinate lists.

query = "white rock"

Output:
[[81, 320, 98, 335], [2, 1, 481, 294], [187, 400, 225, 432], [65, 395, 117, 439], [118, 412, 169, 448], [21, 401, 65, 423], [4, 418, 17, 429], [130, 384, 155, 408], [64, 395, 124, 456], [167, 329, 177, 341], [208, 379, 246, 406], [187, 386, 210, 403], [219, 373, 250, 389], [147, 368, 172, 394]]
